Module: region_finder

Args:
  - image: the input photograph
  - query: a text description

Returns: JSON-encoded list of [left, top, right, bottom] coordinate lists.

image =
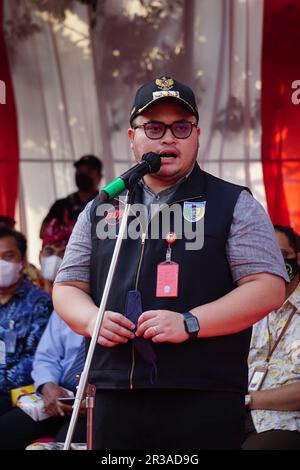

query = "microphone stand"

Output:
[[63, 188, 135, 450]]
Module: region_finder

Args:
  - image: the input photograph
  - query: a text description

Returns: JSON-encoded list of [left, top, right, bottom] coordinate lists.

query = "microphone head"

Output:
[[141, 152, 161, 173]]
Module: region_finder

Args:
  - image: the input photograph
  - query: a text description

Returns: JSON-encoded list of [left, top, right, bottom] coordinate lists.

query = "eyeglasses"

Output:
[[133, 120, 197, 140]]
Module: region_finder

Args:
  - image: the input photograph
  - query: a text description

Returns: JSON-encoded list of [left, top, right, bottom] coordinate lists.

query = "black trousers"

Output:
[[242, 411, 300, 450], [92, 389, 245, 450], [0, 396, 13, 416], [0, 407, 86, 450]]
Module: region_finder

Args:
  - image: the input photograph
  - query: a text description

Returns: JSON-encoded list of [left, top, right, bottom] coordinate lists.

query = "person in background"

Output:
[[0, 311, 86, 449], [0, 215, 41, 287], [0, 216, 16, 230], [40, 155, 103, 239], [243, 225, 300, 450], [0, 228, 52, 415], [40, 219, 73, 295]]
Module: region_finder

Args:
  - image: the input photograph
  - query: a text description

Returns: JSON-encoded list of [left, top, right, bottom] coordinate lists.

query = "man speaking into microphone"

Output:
[[53, 76, 288, 450]]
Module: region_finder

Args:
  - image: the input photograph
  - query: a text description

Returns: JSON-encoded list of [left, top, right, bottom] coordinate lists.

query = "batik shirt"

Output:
[[248, 282, 300, 433], [0, 277, 52, 395]]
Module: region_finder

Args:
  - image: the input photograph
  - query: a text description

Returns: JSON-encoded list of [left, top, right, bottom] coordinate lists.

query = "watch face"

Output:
[[185, 316, 199, 334]]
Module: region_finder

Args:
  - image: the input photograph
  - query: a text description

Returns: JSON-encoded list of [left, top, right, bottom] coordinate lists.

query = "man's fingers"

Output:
[[46, 402, 62, 417], [107, 311, 135, 330], [137, 310, 156, 325], [107, 321, 135, 339], [58, 403, 73, 416], [97, 335, 120, 348], [101, 328, 132, 344], [98, 311, 136, 347], [151, 333, 165, 343], [55, 402, 66, 417], [136, 319, 155, 337]]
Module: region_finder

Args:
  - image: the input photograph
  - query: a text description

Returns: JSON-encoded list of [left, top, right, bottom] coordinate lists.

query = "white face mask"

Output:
[[40, 255, 62, 282], [0, 259, 23, 288]]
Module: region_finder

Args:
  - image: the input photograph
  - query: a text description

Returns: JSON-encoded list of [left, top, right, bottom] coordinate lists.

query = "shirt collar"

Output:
[[138, 165, 195, 199], [277, 282, 300, 314], [286, 281, 300, 312]]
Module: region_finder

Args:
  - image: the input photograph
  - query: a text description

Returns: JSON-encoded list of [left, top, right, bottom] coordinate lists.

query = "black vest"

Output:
[[89, 164, 252, 393]]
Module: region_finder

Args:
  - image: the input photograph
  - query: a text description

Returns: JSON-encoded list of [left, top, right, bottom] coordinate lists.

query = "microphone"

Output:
[[99, 152, 161, 202]]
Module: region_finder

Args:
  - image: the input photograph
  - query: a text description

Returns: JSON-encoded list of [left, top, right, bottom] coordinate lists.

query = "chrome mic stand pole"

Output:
[[86, 383, 96, 450], [63, 191, 132, 450]]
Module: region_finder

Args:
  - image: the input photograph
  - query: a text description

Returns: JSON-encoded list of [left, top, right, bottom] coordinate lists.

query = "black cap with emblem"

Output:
[[130, 76, 199, 126]]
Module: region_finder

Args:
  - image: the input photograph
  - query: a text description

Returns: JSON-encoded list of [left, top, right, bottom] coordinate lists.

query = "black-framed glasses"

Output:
[[133, 120, 197, 140]]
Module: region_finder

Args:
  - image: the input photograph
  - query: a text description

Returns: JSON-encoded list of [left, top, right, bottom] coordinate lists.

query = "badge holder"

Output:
[[247, 306, 297, 394], [248, 367, 268, 391], [156, 232, 179, 298], [63, 188, 137, 450], [5, 320, 17, 354]]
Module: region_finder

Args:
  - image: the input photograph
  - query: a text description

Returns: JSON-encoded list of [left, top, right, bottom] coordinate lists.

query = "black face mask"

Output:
[[76, 173, 94, 192], [284, 258, 299, 281]]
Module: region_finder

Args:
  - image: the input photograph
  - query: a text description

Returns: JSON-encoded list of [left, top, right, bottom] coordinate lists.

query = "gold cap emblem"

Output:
[[155, 77, 174, 91]]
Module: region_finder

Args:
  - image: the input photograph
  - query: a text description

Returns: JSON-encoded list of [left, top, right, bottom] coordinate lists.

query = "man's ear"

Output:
[[128, 128, 135, 149]]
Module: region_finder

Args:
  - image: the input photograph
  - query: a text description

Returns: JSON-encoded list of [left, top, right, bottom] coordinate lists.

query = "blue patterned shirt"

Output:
[[0, 277, 52, 395]]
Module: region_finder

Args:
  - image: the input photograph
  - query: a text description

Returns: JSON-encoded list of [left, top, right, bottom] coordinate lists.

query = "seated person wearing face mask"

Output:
[[0, 228, 53, 415], [0, 310, 86, 449], [40, 155, 103, 239], [40, 219, 73, 296], [243, 225, 300, 450], [0, 217, 39, 286]]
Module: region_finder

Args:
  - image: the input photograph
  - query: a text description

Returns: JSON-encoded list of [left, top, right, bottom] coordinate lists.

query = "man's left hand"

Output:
[[136, 310, 189, 343], [57, 399, 87, 417]]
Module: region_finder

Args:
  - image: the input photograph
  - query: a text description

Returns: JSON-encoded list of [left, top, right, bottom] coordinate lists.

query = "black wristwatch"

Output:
[[182, 311, 200, 338]]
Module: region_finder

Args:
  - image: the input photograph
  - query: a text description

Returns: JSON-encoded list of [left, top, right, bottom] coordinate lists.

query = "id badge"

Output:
[[0, 340, 6, 365], [156, 261, 179, 297], [5, 330, 17, 354], [248, 366, 268, 391]]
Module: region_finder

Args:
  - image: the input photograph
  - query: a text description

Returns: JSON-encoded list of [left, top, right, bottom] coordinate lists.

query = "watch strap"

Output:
[[182, 311, 200, 338]]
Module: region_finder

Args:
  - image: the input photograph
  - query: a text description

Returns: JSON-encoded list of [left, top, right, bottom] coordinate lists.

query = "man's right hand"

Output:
[[89, 311, 136, 348], [41, 382, 72, 417]]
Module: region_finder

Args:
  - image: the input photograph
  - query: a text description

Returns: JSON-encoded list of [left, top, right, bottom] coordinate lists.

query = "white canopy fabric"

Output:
[[5, 1, 102, 264], [4, 0, 265, 265]]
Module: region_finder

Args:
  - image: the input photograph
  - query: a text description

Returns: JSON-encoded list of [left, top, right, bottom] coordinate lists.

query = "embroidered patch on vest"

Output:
[[104, 207, 124, 225], [183, 201, 206, 222]]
